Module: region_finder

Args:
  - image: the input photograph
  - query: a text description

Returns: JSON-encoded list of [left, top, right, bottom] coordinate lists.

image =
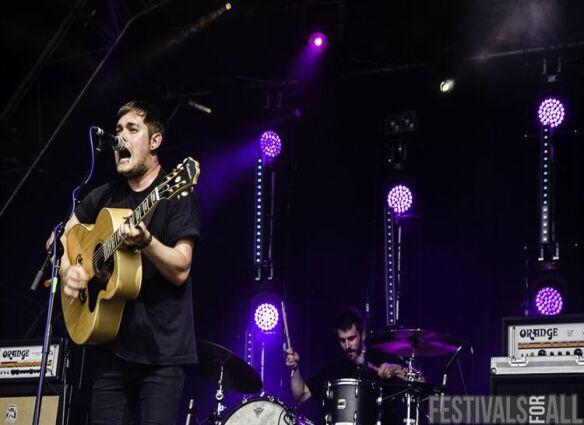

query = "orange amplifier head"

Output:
[[503, 315, 584, 358]]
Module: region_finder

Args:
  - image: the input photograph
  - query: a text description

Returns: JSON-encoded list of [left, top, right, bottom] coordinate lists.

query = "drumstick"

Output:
[[281, 301, 292, 351], [281, 301, 297, 378]]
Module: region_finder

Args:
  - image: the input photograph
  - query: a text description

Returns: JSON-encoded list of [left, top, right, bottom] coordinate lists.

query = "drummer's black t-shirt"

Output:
[[74, 168, 201, 365]]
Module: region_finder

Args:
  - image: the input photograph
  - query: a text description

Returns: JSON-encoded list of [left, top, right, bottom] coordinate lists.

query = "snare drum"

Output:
[[323, 378, 382, 425], [222, 397, 297, 424]]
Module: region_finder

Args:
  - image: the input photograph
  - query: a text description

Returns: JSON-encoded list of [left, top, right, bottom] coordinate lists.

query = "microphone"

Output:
[[442, 344, 463, 388], [92, 126, 125, 152]]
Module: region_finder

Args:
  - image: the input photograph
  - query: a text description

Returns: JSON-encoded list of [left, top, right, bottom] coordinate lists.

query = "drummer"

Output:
[[285, 307, 408, 402]]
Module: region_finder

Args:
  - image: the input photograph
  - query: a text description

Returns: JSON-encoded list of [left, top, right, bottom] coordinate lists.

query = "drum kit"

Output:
[[193, 328, 464, 425]]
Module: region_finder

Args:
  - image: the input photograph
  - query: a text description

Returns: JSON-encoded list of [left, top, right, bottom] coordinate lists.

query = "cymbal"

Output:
[[196, 340, 262, 394], [368, 329, 463, 357]]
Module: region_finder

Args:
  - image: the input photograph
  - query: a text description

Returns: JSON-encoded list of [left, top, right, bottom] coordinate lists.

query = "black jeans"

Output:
[[91, 351, 186, 425]]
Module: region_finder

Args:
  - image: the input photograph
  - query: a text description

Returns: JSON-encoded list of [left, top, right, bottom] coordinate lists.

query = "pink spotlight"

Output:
[[309, 32, 328, 50]]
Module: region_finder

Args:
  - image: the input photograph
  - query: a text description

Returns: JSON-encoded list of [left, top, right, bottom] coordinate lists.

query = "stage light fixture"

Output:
[[254, 302, 280, 331], [534, 286, 563, 316], [259, 130, 282, 158], [308, 32, 328, 51], [439, 79, 455, 94], [384, 111, 416, 137], [538, 98, 565, 128], [387, 184, 413, 214]]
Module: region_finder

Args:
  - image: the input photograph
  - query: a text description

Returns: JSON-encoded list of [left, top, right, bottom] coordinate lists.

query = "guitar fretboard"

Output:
[[101, 188, 160, 260]]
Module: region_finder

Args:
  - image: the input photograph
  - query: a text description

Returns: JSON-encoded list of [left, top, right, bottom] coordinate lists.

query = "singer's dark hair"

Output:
[[335, 307, 366, 334], [117, 100, 166, 139]]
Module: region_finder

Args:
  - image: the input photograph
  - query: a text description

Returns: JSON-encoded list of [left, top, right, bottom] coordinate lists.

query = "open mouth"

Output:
[[118, 147, 131, 162]]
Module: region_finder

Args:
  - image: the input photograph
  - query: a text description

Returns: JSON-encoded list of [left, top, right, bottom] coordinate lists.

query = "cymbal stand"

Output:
[[403, 355, 422, 425], [209, 364, 226, 425]]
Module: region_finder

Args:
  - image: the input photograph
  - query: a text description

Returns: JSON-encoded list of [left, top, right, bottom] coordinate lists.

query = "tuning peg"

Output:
[[181, 191, 188, 197]]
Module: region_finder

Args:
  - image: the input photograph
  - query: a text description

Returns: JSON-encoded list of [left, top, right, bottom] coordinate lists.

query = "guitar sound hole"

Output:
[[85, 243, 114, 313], [74, 254, 87, 305], [93, 243, 113, 279]]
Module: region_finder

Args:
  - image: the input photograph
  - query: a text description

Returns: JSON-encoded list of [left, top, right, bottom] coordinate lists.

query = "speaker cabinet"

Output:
[[491, 372, 584, 419], [0, 395, 60, 424]]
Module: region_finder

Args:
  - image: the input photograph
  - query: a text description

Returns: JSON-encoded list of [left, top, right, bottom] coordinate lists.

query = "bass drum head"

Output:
[[223, 397, 293, 425]]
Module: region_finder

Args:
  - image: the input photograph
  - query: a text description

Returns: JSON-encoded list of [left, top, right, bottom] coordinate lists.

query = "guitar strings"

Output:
[[75, 184, 164, 267]]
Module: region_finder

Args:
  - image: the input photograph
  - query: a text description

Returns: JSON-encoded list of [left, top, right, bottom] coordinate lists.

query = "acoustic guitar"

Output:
[[62, 157, 200, 345]]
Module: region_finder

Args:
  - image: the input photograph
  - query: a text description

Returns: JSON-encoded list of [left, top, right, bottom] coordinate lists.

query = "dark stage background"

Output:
[[1, 0, 584, 423]]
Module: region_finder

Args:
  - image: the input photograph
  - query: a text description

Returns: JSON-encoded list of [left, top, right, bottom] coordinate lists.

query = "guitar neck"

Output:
[[103, 188, 160, 259]]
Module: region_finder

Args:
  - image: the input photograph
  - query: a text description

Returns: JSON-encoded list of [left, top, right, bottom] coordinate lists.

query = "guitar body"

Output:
[[62, 208, 142, 345]]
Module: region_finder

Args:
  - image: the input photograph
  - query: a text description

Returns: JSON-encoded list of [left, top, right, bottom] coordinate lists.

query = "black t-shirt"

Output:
[[74, 168, 201, 365]]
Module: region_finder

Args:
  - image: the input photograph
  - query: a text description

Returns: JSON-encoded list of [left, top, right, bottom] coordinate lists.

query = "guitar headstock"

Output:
[[158, 157, 201, 200]]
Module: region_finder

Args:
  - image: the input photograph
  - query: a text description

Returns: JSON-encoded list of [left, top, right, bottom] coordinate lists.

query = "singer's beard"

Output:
[[117, 159, 148, 179]]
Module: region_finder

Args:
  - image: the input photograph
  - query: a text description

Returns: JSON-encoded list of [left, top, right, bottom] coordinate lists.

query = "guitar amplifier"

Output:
[[0, 339, 66, 425], [502, 315, 584, 358], [0, 339, 64, 382], [492, 317, 584, 419]]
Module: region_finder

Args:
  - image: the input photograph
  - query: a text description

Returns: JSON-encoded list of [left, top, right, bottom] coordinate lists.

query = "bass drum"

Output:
[[222, 397, 297, 425]]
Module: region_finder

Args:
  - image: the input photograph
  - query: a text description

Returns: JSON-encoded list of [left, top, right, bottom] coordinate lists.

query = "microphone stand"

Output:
[[32, 223, 64, 425], [31, 127, 102, 425]]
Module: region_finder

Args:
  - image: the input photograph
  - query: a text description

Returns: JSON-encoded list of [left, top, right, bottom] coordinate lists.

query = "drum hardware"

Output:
[[184, 398, 200, 425], [403, 355, 421, 425], [368, 329, 462, 425], [195, 340, 263, 424], [441, 344, 463, 388], [211, 363, 226, 424]]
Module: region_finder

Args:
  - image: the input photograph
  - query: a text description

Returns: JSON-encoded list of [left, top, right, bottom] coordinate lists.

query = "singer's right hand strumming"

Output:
[[62, 264, 89, 300], [48, 213, 88, 301]]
